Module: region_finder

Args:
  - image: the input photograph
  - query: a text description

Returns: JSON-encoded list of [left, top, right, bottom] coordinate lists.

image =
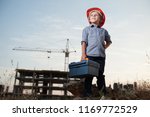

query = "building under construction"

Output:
[[13, 69, 80, 99]]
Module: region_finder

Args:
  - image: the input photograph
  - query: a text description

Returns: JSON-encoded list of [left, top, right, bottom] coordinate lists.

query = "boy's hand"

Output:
[[103, 41, 112, 49], [81, 54, 87, 61]]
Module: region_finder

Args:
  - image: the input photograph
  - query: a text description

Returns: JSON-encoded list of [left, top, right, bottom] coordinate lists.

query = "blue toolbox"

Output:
[[69, 60, 100, 78]]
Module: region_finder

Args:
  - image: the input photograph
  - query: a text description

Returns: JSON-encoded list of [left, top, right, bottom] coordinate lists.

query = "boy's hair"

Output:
[[89, 10, 103, 18]]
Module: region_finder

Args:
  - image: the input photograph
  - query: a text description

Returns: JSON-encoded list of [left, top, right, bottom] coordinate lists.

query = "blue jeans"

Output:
[[84, 56, 106, 96]]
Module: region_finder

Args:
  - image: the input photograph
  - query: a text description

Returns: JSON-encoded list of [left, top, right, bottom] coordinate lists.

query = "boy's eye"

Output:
[[90, 14, 99, 17]]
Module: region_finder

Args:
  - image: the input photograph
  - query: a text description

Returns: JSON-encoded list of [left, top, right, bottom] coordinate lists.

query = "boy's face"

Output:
[[89, 11, 101, 25]]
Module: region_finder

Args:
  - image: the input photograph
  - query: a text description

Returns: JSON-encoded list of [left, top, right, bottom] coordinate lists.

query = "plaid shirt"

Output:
[[82, 24, 112, 57]]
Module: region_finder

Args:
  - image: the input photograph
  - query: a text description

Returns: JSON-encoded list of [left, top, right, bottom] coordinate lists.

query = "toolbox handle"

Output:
[[85, 58, 89, 60], [69, 59, 100, 68], [80, 57, 88, 62], [69, 60, 87, 67]]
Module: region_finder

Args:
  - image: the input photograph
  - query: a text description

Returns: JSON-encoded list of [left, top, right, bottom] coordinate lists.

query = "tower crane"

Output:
[[12, 39, 76, 71]]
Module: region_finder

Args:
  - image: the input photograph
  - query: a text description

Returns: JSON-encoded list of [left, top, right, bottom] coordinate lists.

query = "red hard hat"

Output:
[[87, 7, 106, 27]]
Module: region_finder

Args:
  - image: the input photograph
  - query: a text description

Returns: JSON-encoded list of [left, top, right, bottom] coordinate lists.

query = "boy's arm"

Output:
[[104, 41, 112, 49], [81, 41, 87, 60], [104, 29, 112, 49]]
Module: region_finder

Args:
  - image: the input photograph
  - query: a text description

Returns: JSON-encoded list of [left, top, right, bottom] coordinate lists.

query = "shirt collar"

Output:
[[90, 24, 100, 28]]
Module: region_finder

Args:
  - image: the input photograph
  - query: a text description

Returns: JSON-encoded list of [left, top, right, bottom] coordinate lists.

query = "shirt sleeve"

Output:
[[105, 29, 112, 43], [81, 27, 88, 45]]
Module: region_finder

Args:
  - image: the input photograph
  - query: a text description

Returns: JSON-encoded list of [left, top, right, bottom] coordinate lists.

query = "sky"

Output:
[[0, 0, 150, 87]]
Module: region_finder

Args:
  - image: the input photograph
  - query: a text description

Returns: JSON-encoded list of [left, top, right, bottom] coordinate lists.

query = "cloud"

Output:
[[10, 15, 79, 46], [72, 26, 84, 30]]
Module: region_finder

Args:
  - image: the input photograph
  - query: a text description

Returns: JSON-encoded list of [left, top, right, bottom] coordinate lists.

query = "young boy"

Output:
[[81, 7, 112, 97]]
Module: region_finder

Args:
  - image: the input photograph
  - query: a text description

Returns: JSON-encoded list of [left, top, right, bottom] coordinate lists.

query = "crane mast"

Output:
[[13, 39, 76, 71]]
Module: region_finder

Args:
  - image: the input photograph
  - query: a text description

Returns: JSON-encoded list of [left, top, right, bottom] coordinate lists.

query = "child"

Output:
[[81, 7, 112, 97]]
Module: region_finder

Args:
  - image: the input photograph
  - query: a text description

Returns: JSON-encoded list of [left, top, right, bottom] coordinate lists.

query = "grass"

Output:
[[0, 80, 150, 100]]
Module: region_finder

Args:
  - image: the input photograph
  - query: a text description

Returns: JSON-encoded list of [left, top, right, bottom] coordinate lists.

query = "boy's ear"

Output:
[[99, 20, 102, 24]]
